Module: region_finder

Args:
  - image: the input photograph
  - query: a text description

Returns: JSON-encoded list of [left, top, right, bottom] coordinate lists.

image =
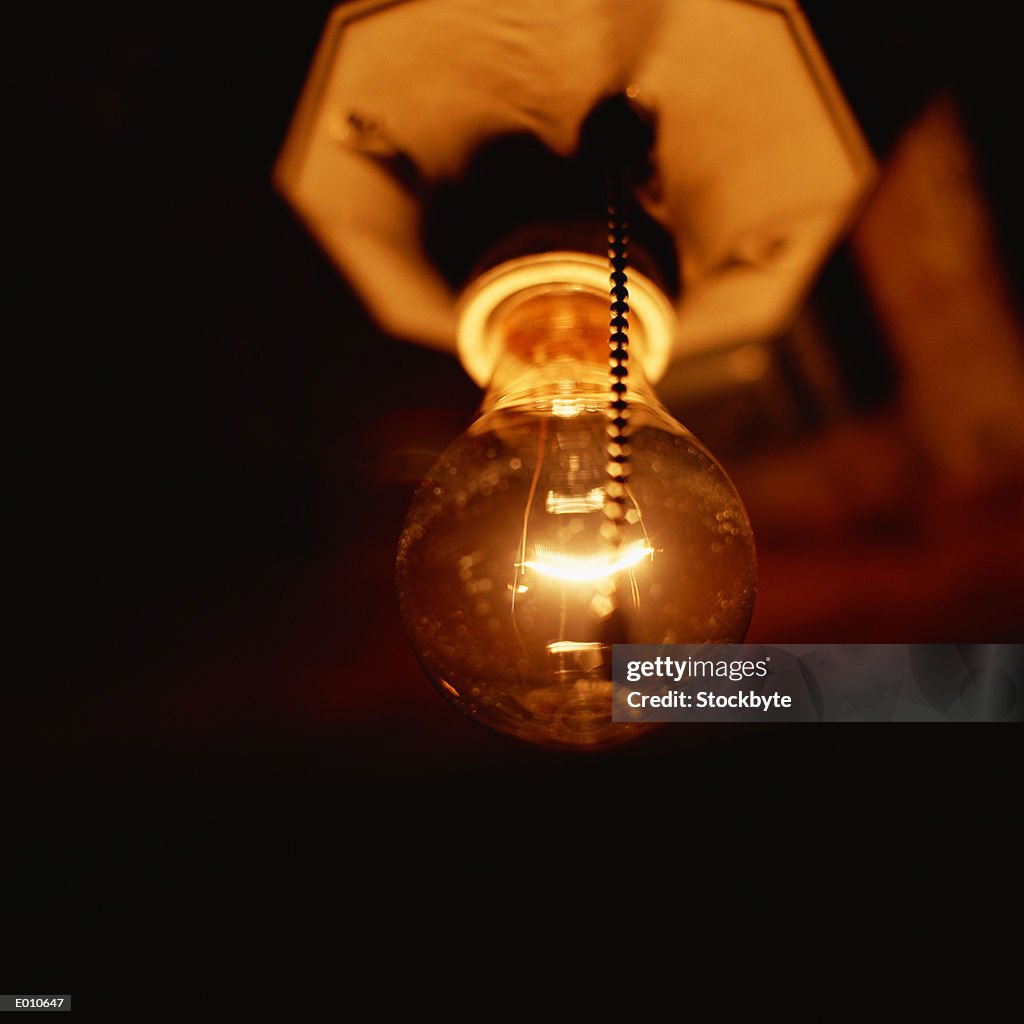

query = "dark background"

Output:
[[3, 1, 1020, 992]]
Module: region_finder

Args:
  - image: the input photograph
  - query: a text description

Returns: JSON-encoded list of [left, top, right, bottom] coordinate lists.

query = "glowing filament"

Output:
[[547, 641, 604, 654], [522, 541, 653, 582], [545, 487, 606, 515], [551, 398, 582, 418]]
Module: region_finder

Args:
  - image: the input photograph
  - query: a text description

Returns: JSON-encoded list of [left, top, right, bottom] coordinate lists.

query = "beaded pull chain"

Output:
[[603, 178, 632, 556]]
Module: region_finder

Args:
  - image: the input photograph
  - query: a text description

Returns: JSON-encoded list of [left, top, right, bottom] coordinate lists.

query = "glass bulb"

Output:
[[396, 260, 756, 750]]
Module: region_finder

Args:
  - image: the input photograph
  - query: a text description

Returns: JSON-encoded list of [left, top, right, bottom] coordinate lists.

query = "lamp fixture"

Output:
[[275, 0, 874, 748]]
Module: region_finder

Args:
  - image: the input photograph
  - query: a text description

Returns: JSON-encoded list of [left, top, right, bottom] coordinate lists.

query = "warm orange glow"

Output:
[[522, 541, 653, 582]]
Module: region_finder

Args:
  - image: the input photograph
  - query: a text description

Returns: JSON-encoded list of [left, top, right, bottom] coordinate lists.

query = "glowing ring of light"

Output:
[[456, 252, 676, 387]]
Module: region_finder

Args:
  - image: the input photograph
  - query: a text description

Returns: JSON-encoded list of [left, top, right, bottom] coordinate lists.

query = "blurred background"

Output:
[[3, 2, 1021, 974]]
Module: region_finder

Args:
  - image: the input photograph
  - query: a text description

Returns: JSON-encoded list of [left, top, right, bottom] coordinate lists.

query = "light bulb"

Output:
[[396, 255, 756, 749]]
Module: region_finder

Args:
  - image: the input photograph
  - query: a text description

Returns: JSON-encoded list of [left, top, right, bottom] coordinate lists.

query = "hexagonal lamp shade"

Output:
[[275, 0, 875, 367]]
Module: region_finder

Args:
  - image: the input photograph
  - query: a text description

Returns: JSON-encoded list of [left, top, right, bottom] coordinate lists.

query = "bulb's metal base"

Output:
[[457, 252, 675, 386]]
